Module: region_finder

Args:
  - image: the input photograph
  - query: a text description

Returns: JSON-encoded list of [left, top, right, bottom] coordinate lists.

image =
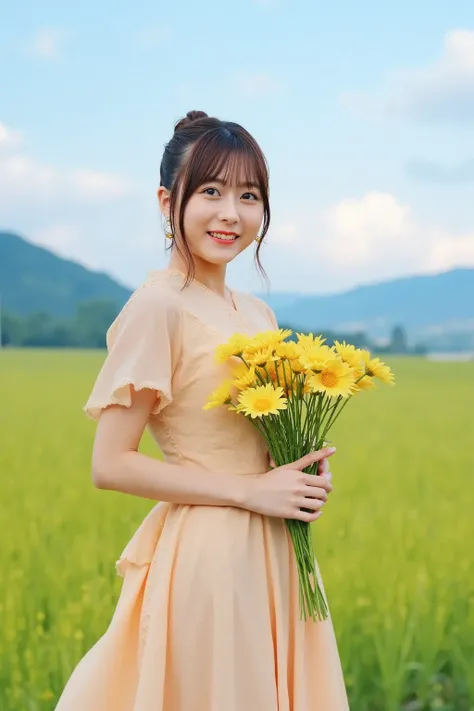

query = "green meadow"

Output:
[[1, 349, 473, 710]]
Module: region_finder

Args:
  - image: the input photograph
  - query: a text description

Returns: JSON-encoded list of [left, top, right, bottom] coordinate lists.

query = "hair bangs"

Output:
[[186, 129, 268, 194]]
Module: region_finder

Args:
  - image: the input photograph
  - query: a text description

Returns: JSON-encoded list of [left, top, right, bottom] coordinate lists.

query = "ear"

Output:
[[157, 186, 171, 218]]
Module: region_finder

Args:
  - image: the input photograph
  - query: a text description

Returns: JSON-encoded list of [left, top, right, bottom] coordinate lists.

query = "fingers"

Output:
[[296, 509, 324, 523], [295, 496, 325, 510], [299, 485, 329, 502], [323, 471, 333, 484], [303, 474, 332, 493], [318, 457, 330, 474], [293, 447, 336, 471]]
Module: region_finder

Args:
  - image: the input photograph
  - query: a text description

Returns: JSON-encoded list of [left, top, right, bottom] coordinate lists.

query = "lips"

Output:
[[207, 231, 239, 242]]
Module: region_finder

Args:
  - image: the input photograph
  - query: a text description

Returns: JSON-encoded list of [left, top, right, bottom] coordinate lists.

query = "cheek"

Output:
[[246, 205, 264, 232], [181, 199, 208, 236]]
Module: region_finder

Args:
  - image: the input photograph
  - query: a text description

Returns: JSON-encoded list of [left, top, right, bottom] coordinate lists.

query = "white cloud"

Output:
[[28, 28, 64, 59], [0, 121, 147, 286], [0, 125, 133, 207], [323, 192, 414, 266], [30, 224, 81, 253], [426, 230, 474, 270], [0, 123, 23, 151], [68, 170, 132, 202], [322, 191, 474, 276], [236, 73, 280, 97], [272, 222, 299, 245], [341, 29, 474, 123], [266, 191, 474, 292], [0, 154, 57, 200]]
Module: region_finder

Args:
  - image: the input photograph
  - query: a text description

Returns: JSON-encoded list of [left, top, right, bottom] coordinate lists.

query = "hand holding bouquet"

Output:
[[203, 329, 395, 622]]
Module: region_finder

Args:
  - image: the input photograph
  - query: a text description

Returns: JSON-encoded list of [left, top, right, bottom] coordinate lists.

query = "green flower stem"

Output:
[[233, 355, 333, 622], [287, 520, 329, 621], [321, 394, 353, 440]]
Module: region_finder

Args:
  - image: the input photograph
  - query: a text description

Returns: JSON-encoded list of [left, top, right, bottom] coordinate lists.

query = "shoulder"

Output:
[[236, 291, 278, 328], [106, 274, 183, 348], [123, 273, 183, 318]]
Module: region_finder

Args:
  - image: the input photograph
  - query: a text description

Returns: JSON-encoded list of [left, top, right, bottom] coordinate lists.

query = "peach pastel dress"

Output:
[[54, 268, 349, 711]]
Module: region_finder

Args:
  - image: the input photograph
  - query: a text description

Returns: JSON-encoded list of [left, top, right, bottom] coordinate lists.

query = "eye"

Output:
[[202, 187, 220, 197], [242, 192, 260, 201]]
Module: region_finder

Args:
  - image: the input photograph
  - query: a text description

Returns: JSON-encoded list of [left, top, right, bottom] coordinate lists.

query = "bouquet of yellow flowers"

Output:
[[203, 328, 395, 622]]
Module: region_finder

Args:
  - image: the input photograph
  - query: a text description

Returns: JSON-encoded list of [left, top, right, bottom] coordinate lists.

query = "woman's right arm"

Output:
[[92, 388, 333, 522], [91, 387, 248, 507]]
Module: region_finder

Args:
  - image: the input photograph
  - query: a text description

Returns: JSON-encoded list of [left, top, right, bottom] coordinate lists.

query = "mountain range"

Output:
[[1, 231, 473, 346], [0, 231, 131, 318]]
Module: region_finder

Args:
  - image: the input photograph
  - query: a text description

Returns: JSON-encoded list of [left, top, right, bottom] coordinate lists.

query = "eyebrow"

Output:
[[208, 178, 260, 190]]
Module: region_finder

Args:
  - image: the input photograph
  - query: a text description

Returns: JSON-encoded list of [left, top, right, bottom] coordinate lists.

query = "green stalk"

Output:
[[234, 354, 334, 621], [321, 394, 352, 440]]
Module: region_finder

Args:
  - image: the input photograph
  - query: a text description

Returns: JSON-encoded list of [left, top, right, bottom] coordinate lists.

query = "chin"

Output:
[[203, 253, 236, 266], [197, 247, 240, 265]]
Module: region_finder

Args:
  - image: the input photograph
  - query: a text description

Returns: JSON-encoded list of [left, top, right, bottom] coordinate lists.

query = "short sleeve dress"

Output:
[[54, 268, 349, 711]]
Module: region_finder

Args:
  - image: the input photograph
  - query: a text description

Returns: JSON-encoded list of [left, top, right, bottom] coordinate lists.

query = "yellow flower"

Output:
[[273, 327, 293, 342], [263, 358, 295, 386], [203, 380, 234, 410], [237, 384, 288, 418], [284, 372, 308, 398], [296, 332, 326, 349], [214, 333, 249, 364], [361, 352, 395, 385], [308, 358, 355, 397], [274, 341, 300, 361], [289, 357, 305, 375], [243, 328, 293, 357], [352, 373, 377, 392], [233, 366, 258, 390], [334, 341, 365, 370], [246, 348, 278, 368], [273, 343, 307, 375], [230, 361, 247, 377], [298, 344, 334, 372], [261, 360, 277, 384]]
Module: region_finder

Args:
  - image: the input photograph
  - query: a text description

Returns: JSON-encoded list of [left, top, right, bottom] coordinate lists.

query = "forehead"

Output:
[[207, 148, 261, 188]]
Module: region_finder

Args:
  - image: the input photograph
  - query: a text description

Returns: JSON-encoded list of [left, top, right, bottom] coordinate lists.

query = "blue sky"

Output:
[[1, 0, 474, 295]]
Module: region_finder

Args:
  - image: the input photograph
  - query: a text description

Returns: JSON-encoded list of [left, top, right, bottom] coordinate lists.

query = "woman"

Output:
[[55, 110, 349, 710]]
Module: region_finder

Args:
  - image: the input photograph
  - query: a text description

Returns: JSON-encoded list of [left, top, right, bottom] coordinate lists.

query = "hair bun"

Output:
[[174, 110, 209, 133]]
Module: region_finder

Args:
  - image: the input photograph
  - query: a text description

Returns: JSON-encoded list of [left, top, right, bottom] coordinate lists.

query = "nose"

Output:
[[217, 194, 240, 225]]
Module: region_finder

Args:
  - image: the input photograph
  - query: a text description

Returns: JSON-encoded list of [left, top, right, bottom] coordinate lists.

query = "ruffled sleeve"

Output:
[[83, 282, 183, 420]]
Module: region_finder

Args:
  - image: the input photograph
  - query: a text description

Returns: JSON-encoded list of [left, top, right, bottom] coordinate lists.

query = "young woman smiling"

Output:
[[54, 111, 349, 711]]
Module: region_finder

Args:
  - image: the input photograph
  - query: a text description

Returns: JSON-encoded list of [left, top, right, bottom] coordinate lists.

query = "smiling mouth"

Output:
[[207, 231, 239, 242]]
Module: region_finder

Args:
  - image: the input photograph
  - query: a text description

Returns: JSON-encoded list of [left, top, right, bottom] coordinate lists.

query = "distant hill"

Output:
[[0, 232, 132, 317], [267, 269, 474, 342], [2, 231, 473, 346]]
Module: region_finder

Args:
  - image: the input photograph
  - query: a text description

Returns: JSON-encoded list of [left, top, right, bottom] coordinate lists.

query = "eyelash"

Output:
[[202, 187, 260, 201]]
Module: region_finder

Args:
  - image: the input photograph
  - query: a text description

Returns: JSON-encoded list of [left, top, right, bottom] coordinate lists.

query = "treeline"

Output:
[[1, 301, 120, 348], [0, 300, 422, 355], [279, 323, 425, 356]]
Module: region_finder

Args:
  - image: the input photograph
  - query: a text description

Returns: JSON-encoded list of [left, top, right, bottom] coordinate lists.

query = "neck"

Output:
[[167, 252, 228, 297]]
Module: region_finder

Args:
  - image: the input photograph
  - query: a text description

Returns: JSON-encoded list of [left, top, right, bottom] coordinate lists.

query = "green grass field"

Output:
[[1, 349, 473, 711]]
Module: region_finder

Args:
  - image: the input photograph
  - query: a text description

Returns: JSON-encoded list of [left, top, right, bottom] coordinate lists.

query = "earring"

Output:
[[255, 233, 262, 243], [164, 218, 173, 240]]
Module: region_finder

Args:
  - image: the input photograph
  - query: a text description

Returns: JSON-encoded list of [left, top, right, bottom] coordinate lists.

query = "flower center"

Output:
[[254, 398, 271, 411], [321, 371, 339, 388]]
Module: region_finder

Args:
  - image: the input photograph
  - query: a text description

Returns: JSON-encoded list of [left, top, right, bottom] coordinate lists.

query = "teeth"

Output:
[[209, 232, 237, 241]]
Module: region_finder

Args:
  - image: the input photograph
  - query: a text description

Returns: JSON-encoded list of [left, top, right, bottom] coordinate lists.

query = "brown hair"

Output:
[[160, 110, 270, 287]]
